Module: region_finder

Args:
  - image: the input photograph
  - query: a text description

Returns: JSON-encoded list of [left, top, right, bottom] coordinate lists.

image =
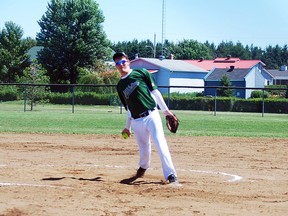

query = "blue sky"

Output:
[[1, 0, 288, 48]]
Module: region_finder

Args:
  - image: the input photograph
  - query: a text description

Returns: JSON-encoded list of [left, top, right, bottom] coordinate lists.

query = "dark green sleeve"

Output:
[[140, 68, 158, 91], [117, 84, 128, 110]]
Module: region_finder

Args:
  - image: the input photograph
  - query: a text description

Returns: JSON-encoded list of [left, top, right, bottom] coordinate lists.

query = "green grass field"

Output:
[[0, 101, 287, 138]]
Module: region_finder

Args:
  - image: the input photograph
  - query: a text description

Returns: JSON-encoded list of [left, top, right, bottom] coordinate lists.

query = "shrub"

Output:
[[0, 85, 18, 101], [265, 85, 286, 98], [46, 92, 72, 104], [250, 90, 270, 98], [231, 98, 262, 112], [214, 97, 236, 111], [264, 98, 288, 113], [46, 92, 119, 106]]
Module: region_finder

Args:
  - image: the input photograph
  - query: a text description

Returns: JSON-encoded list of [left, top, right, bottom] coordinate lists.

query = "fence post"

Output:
[[23, 86, 27, 112], [167, 86, 170, 108], [214, 89, 217, 116], [120, 105, 122, 114], [262, 89, 265, 117], [71, 85, 75, 113]]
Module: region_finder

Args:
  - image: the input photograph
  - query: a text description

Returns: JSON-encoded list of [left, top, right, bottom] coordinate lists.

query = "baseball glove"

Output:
[[165, 114, 179, 133]]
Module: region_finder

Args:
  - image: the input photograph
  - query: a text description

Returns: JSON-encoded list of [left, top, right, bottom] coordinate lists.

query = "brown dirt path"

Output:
[[0, 133, 287, 216]]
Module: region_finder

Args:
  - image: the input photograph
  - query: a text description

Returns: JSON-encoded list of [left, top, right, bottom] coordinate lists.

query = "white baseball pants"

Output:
[[131, 109, 177, 180]]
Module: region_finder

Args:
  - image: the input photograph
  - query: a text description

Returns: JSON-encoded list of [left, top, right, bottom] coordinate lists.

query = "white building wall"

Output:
[[169, 78, 204, 93], [244, 67, 266, 98], [245, 69, 255, 87]]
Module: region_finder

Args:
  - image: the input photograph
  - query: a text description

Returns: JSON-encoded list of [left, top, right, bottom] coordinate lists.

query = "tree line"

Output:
[[113, 39, 288, 70], [1, 0, 288, 87]]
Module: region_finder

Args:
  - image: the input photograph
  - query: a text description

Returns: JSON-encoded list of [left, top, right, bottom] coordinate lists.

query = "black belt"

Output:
[[134, 108, 155, 119]]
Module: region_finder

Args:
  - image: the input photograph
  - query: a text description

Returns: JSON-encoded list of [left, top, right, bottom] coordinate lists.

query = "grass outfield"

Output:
[[0, 101, 287, 138]]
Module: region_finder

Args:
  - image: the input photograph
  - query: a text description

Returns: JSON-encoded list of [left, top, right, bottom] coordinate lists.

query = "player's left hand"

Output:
[[164, 111, 179, 133]]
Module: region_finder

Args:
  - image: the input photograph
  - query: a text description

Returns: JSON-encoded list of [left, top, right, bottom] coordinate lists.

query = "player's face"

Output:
[[115, 57, 130, 74], [115, 59, 129, 66]]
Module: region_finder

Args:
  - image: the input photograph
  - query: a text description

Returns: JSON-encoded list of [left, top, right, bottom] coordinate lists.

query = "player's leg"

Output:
[[131, 119, 151, 170], [146, 110, 177, 180]]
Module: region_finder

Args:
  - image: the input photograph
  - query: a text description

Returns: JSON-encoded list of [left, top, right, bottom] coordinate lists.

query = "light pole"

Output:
[[145, 33, 156, 58], [145, 45, 155, 58]]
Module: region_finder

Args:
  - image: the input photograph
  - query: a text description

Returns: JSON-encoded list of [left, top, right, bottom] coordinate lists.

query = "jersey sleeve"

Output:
[[140, 68, 158, 91], [117, 84, 128, 110]]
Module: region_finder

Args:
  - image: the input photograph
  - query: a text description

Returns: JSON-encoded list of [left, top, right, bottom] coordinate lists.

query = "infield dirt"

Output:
[[0, 133, 287, 216]]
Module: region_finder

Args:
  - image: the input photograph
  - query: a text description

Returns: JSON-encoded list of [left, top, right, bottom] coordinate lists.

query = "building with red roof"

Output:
[[185, 56, 266, 71], [185, 56, 273, 98]]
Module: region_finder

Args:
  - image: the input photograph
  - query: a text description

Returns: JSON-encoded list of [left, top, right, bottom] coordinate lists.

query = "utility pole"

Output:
[[161, 0, 166, 60], [146, 33, 157, 58]]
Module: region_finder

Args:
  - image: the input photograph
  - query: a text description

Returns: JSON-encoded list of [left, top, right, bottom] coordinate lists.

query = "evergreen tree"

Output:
[[230, 42, 250, 59], [262, 45, 281, 69], [249, 45, 264, 60], [215, 41, 250, 59], [36, 0, 111, 86], [217, 74, 234, 97], [112, 39, 162, 60], [203, 41, 217, 59], [0, 21, 35, 83], [216, 41, 234, 57]]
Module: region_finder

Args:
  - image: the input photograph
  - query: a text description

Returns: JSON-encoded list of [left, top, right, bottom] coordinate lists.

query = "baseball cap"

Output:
[[113, 52, 128, 62]]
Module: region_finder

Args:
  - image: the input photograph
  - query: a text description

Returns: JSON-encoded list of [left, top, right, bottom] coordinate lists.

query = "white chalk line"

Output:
[[183, 169, 242, 182], [0, 182, 71, 189], [0, 163, 243, 188]]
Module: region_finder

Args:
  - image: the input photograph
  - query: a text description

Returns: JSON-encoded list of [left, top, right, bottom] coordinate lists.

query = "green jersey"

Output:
[[117, 68, 158, 118]]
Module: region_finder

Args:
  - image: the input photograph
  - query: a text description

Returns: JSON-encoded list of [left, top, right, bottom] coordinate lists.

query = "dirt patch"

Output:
[[0, 133, 287, 215]]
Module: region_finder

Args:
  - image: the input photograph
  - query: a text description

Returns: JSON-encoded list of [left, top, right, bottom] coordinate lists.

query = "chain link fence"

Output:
[[0, 83, 287, 116]]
